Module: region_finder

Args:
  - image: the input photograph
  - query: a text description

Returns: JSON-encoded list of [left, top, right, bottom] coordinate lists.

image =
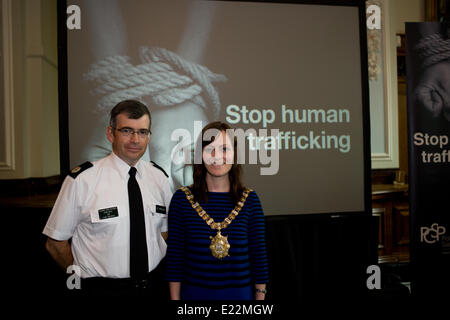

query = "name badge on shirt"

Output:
[[98, 207, 119, 220], [156, 205, 166, 214]]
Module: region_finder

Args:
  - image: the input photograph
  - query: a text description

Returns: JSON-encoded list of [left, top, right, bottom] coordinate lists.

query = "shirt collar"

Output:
[[109, 152, 144, 180]]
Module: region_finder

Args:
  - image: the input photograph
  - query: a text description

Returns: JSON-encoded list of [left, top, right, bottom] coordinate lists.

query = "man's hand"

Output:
[[45, 238, 74, 270]]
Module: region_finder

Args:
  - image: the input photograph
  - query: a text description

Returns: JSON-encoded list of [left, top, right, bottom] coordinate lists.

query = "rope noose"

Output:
[[84, 47, 227, 119], [414, 33, 450, 69]]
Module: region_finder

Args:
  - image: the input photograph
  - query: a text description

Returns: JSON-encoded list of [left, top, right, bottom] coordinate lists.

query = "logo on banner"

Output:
[[420, 223, 447, 244]]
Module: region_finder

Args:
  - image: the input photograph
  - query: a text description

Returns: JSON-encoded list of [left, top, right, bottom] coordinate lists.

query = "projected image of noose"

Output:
[[413, 25, 450, 122], [80, 0, 227, 190]]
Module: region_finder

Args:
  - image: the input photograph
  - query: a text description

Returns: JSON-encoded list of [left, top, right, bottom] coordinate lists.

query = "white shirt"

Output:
[[43, 152, 173, 279]]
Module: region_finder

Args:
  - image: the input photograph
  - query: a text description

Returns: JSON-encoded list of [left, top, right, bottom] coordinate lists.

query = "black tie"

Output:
[[128, 167, 149, 281]]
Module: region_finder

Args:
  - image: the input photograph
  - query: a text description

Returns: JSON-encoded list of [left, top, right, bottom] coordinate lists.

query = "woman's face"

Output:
[[202, 130, 234, 179]]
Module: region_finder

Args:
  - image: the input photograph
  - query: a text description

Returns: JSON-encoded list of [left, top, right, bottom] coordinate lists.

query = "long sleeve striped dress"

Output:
[[165, 188, 269, 300]]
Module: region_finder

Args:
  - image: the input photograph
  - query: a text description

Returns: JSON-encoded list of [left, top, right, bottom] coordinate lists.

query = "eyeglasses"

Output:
[[113, 127, 151, 138]]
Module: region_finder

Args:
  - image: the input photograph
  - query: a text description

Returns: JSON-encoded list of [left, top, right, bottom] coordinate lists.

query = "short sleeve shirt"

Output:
[[43, 152, 173, 279]]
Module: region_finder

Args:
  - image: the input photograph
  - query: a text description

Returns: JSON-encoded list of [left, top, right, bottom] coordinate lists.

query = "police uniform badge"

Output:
[[71, 166, 81, 173], [68, 161, 93, 179]]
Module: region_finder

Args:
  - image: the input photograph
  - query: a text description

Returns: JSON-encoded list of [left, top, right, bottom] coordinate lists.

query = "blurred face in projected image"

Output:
[[149, 101, 209, 187], [107, 113, 150, 166], [202, 130, 234, 179]]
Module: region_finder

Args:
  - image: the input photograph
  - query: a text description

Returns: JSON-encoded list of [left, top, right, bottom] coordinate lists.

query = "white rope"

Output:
[[415, 33, 450, 69], [84, 47, 227, 118]]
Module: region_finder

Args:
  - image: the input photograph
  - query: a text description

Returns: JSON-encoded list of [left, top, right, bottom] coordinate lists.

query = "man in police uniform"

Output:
[[43, 100, 173, 296]]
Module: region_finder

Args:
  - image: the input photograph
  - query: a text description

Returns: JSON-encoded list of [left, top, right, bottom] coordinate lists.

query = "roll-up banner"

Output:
[[406, 22, 450, 297]]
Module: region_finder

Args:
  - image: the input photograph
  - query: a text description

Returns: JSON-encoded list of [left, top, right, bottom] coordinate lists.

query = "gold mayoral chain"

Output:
[[181, 186, 252, 259]]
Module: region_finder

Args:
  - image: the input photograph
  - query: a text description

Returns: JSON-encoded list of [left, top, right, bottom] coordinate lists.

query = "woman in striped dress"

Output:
[[166, 121, 269, 300]]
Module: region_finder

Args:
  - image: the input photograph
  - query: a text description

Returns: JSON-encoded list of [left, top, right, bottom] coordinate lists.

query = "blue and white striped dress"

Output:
[[165, 188, 269, 300]]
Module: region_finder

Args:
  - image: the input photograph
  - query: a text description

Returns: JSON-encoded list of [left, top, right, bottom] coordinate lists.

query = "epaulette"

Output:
[[68, 161, 93, 179], [151, 161, 169, 178]]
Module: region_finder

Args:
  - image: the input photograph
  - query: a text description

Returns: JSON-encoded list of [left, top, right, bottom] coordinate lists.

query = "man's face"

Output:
[[107, 113, 150, 166]]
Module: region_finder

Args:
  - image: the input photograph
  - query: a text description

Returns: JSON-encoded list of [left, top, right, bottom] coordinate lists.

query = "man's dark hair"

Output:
[[109, 99, 151, 129]]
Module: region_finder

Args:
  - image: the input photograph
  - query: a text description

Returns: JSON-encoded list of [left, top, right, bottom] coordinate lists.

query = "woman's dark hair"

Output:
[[192, 121, 245, 205]]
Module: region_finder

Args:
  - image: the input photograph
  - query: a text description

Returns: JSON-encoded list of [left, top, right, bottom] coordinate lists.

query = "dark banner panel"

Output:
[[406, 22, 450, 297]]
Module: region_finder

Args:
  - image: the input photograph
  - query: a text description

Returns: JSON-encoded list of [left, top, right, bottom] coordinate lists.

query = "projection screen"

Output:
[[62, 0, 371, 216]]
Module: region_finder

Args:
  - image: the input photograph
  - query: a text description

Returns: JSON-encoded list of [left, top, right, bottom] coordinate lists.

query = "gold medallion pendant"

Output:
[[209, 230, 231, 259], [181, 186, 252, 259]]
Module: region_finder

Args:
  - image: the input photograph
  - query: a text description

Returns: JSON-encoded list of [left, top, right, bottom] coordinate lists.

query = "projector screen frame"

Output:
[[56, 0, 372, 218]]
